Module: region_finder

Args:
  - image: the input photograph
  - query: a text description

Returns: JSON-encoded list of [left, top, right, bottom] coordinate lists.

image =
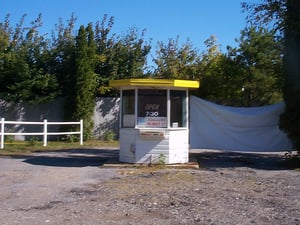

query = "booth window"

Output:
[[137, 89, 167, 128], [170, 90, 187, 127], [122, 89, 135, 127]]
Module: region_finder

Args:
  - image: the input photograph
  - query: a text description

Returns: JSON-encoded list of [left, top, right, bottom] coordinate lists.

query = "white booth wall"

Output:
[[119, 88, 190, 164]]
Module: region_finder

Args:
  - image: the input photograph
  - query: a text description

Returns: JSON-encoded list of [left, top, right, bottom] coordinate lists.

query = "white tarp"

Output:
[[189, 96, 293, 151]]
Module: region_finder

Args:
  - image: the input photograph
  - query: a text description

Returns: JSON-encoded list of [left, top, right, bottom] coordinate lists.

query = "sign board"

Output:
[[137, 117, 167, 128], [139, 130, 165, 139]]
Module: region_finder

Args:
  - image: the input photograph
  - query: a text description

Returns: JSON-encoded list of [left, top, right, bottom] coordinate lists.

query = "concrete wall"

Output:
[[93, 97, 120, 139], [0, 98, 120, 140]]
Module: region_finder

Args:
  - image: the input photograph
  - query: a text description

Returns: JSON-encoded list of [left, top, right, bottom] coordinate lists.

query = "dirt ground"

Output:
[[0, 148, 299, 225]]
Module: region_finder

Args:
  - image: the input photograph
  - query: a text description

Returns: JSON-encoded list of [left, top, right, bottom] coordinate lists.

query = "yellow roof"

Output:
[[109, 79, 200, 89]]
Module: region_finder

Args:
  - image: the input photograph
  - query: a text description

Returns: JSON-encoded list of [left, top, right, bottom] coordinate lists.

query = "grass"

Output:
[[0, 139, 119, 156]]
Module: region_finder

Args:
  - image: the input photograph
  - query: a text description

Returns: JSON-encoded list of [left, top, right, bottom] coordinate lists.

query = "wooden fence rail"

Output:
[[0, 118, 83, 149]]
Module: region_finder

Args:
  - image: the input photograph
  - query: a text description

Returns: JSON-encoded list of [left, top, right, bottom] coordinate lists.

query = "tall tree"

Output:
[[242, 0, 286, 35], [197, 35, 248, 106], [280, 0, 300, 151], [108, 27, 150, 80], [197, 36, 233, 104], [0, 14, 59, 104], [94, 15, 115, 95], [94, 17, 151, 96], [73, 24, 97, 140], [243, 0, 300, 151], [51, 14, 77, 97], [153, 36, 200, 79], [50, 14, 77, 123], [228, 26, 283, 106]]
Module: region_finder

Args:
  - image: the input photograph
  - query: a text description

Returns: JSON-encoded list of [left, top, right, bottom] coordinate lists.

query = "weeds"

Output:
[[0, 140, 119, 156], [61, 134, 79, 143], [103, 130, 116, 142], [28, 136, 39, 146], [158, 153, 166, 166]]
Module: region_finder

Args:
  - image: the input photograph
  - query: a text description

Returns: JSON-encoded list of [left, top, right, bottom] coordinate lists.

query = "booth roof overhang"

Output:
[[109, 78, 200, 89]]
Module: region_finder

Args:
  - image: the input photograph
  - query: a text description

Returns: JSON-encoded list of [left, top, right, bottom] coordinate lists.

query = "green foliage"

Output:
[[94, 22, 151, 96], [153, 36, 200, 79], [157, 153, 166, 165], [0, 14, 60, 104], [194, 32, 283, 107], [280, 0, 300, 151], [4, 135, 14, 143], [197, 36, 242, 105], [152, 31, 283, 107], [0, 13, 151, 142], [243, 0, 299, 151], [0, 13, 152, 103], [28, 136, 39, 146], [226, 27, 283, 106], [72, 24, 98, 140], [0, 140, 119, 155], [50, 14, 77, 121], [242, 0, 286, 35], [0, 9, 289, 126], [61, 134, 79, 143], [103, 130, 116, 142]]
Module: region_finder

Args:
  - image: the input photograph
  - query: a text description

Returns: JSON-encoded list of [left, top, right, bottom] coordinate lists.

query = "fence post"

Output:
[[80, 119, 83, 145], [43, 119, 47, 147], [1, 118, 4, 149]]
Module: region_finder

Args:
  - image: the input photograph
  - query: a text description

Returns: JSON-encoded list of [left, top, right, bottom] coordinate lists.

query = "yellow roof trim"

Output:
[[109, 79, 200, 89]]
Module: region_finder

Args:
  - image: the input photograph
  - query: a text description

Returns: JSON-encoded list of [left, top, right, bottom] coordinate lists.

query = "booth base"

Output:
[[119, 128, 189, 164]]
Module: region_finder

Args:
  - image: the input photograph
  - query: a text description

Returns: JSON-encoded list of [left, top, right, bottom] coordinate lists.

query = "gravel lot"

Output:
[[0, 148, 299, 225]]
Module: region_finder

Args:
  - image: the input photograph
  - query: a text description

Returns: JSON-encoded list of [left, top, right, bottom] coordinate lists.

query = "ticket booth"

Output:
[[109, 79, 199, 164]]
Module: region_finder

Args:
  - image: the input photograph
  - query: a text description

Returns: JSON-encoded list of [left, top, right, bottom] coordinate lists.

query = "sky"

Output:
[[1, 0, 259, 59]]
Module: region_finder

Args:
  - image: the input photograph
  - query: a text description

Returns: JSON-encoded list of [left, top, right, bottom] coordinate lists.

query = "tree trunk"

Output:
[[280, 0, 300, 151]]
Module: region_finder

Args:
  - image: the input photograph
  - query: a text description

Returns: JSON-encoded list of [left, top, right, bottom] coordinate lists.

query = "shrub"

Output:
[[103, 130, 116, 142]]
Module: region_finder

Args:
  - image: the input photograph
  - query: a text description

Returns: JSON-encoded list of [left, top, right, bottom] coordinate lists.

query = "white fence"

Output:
[[0, 118, 83, 149]]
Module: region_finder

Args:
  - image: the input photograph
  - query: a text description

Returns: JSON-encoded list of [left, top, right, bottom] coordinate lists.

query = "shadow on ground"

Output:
[[190, 150, 291, 170], [22, 148, 119, 167], [12, 148, 293, 170]]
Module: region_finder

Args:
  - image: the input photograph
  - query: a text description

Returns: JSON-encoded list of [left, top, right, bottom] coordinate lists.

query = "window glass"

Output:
[[137, 89, 167, 128], [170, 90, 187, 127], [122, 90, 135, 127]]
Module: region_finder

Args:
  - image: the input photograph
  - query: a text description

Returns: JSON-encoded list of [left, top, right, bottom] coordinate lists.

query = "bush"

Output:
[[4, 135, 14, 143], [103, 130, 116, 142], [28, 136, 39, 146]]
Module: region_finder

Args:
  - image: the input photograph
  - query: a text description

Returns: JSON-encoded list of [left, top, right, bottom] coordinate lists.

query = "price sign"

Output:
[[145, 117, 167, 127]]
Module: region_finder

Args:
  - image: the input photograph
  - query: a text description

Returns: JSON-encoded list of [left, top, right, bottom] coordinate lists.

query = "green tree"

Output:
[[94, 17, 151, 96], [51, 14, 77, 96], [196, 36, 242, 105], [73, 24, 97, 140], [242, 0, 286, 35], [0, 14, 59, 104], [94, 15, 115, 95], [50, 14, 77, 122], [153, 36, 200, 79], [227, 27, 283, 106], [197, 36, 227, 103], [280, 0, 300, 150], [102, 27, 150, 81], [242, 0, 300, 150]]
